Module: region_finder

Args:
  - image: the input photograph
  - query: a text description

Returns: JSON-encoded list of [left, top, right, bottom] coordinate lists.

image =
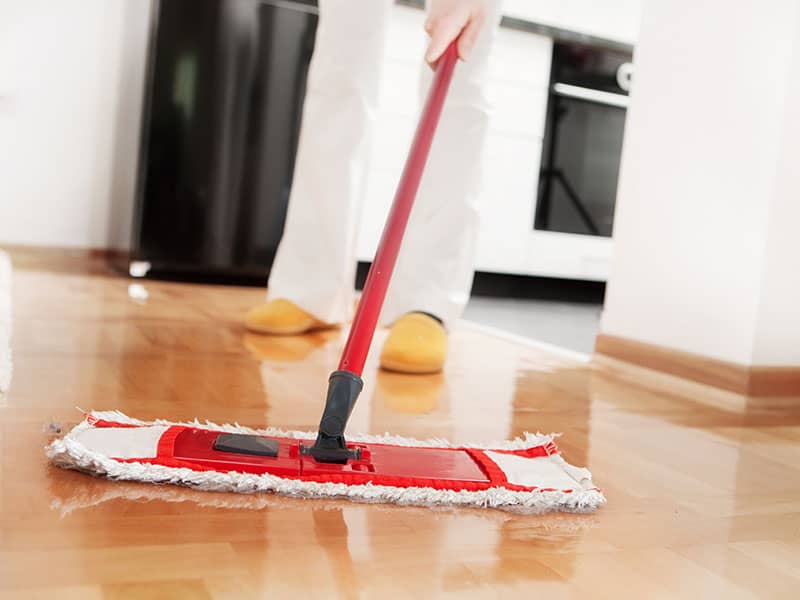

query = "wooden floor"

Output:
[[1, 247, 799, 599]]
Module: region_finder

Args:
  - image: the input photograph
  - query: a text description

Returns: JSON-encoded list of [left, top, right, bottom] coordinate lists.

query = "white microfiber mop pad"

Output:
[[47, 411, 606, 514]]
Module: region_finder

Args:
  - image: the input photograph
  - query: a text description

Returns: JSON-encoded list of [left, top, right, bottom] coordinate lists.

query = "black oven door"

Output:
[[535, 84, 628, 238]]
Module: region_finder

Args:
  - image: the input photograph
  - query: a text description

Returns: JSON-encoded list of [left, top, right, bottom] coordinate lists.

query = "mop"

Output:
[[47, 44, 605, 513]]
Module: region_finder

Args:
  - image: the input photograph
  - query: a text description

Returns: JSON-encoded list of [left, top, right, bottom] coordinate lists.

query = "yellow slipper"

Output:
[[376, 370, 444, 413], [244, 299, 329, 335], [379, 312, 447, 374]]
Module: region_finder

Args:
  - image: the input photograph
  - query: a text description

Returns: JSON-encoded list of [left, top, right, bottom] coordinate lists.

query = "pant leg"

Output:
[[381, 0, 503, 329], [267, 0, 393, 323]]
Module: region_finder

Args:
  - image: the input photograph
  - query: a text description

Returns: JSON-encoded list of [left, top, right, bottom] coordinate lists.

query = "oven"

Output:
[[535, 42, 633, 238]]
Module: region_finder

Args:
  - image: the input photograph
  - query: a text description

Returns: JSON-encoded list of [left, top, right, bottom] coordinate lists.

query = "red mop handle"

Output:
[[338, 43, 459, 376]]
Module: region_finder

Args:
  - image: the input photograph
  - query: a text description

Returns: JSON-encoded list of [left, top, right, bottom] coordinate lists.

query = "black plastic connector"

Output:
[[306, 370, 363, 463], [213, 433, 279, 457]]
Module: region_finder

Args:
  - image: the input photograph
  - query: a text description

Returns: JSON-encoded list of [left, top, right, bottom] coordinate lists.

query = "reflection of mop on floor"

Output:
[[0, 251, 11, 404], [48, 473, 598, 535]]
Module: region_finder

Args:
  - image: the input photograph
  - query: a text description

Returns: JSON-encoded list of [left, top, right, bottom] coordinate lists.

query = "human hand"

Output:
[[424, 0, 488, 67]]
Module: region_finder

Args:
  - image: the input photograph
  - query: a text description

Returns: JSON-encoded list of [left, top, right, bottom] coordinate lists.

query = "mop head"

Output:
[[46, 411, 606, 514]]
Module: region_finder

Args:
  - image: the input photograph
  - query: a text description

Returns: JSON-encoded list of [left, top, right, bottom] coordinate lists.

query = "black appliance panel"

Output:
[[134, 0, 318, 278], [535, 42, 633, 238]]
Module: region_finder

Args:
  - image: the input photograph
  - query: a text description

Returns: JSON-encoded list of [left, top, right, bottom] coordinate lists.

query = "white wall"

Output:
[[601, 0, 800, 366], [752, 5, 800, 366], [0, 0, 151, 250]]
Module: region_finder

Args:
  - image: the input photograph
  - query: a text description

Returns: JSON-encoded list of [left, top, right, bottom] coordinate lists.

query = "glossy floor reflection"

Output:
[[1, 247, 799, 598]]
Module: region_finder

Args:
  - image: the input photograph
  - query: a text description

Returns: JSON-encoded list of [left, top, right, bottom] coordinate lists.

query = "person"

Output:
[[245, 0, 501, 374]]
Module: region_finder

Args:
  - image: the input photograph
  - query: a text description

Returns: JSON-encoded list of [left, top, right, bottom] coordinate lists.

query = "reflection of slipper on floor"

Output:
[[242, 330, 335, 363], [376, 370, 444, 414], [0, 251, 11, 402]]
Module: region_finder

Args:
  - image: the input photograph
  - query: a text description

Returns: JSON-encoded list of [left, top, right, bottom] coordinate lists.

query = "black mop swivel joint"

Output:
[[301, 370, 363, 463], [205, 370, 363, 464], [212, 371, 364, 464]]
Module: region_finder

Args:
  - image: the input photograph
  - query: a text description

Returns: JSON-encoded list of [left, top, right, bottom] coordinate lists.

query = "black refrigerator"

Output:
[[131, 0, 318, 282]]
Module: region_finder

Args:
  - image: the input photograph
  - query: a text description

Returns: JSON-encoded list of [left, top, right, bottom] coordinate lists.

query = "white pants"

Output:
[[267, 0, 502, 328]]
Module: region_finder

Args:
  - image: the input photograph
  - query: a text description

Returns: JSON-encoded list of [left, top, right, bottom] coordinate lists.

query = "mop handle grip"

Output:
[[337, 42, 459, 376]]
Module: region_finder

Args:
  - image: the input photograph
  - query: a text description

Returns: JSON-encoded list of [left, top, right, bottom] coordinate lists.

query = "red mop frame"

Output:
[[87, 415, 592, 495]]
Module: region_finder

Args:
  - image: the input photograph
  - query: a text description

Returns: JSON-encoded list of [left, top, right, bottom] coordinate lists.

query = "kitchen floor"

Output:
[[361, 265, 605, 355], [3, 247, 799, 598], [464, 296, 602, 354]]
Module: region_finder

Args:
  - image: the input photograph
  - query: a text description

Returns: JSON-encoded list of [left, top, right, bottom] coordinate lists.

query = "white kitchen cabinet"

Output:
[[503, 0, 641, 45], [356, 4, 616, 281]]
